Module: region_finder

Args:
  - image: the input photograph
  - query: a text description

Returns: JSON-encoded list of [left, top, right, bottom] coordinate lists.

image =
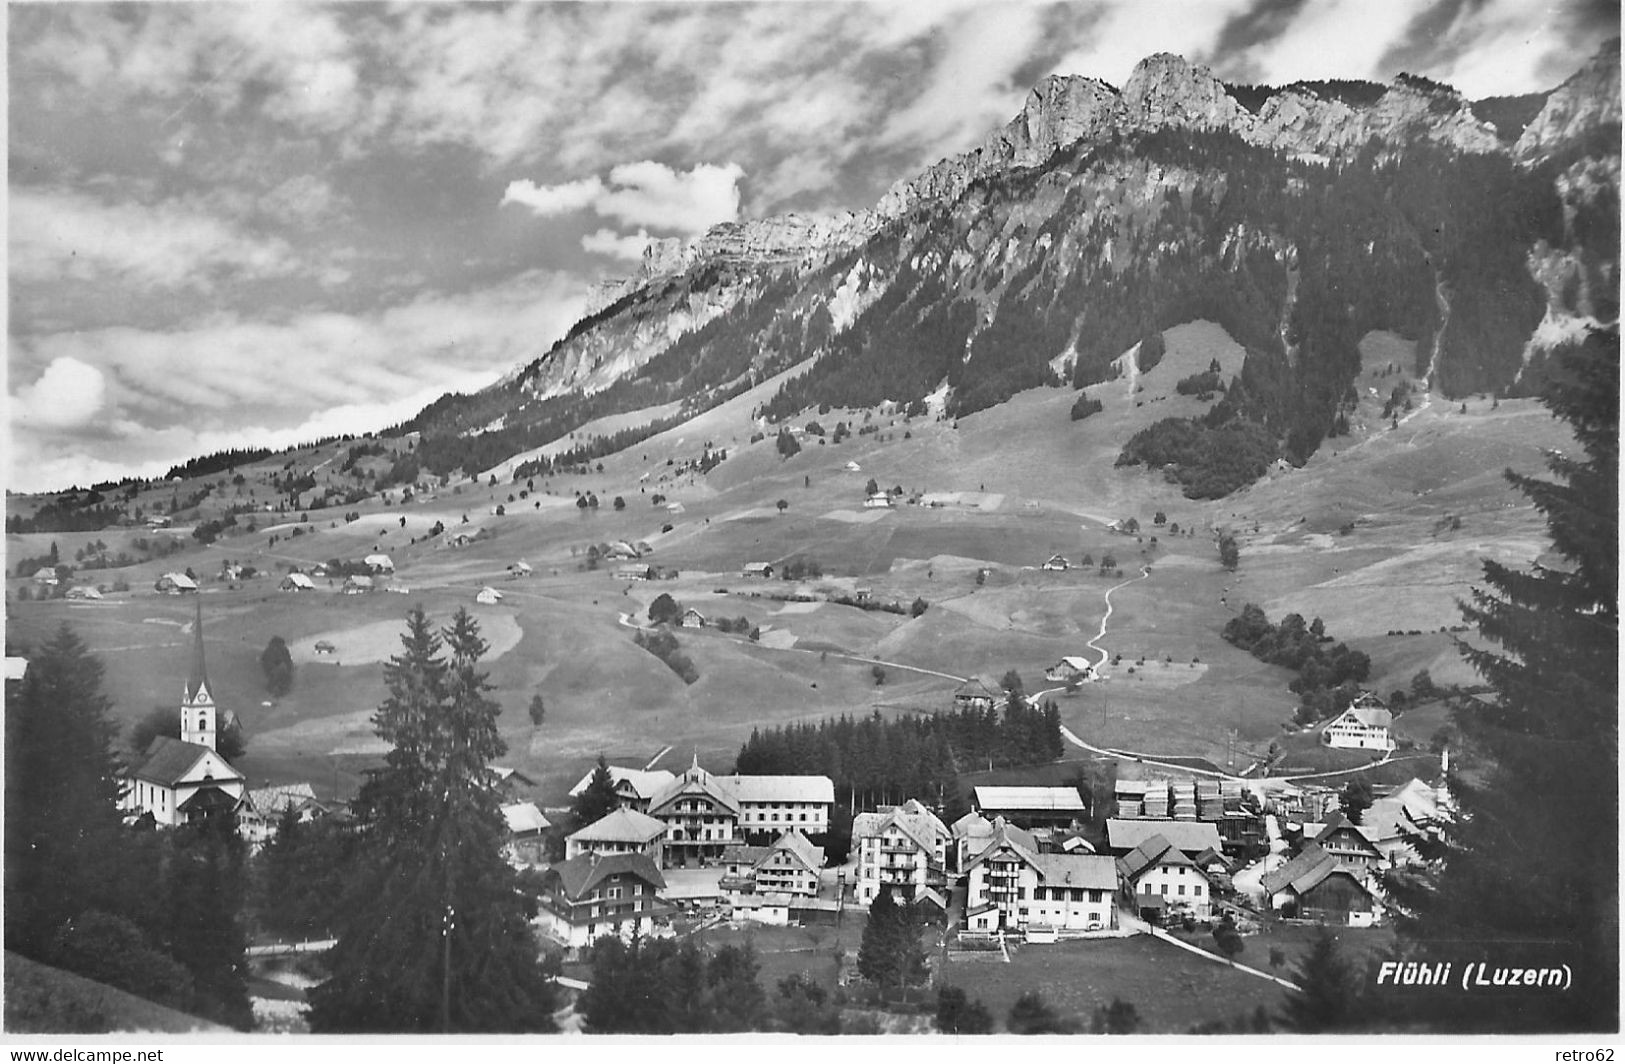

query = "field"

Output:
[[5, 320, 1570, 810]]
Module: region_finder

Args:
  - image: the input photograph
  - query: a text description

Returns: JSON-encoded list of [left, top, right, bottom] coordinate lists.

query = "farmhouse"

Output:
[[751, 830, 824, 897], [364, 553, 394, 574], [972, 786, 1087, 830], [605, 541, 642, 560], [614, 563, 655, 581], [1260, 842, 1384, 926], [863, 493, 893, 509], [953, 676, 1005, 712], [680, 608, 705, 629], [279, 572, 316, 592], [1041, 554, 1070, 571], [742, 562, 775, 579], [1116, 834, 1214, 922], [239, 783, 328, 848], [475, 586, 504, 605], [567, 765, 678, 813], [121, 603, 245, 827], [343, 575, 373, 594], [33, 567, 61, 587], [533, 852, 670, 949], [963, 818, 1117, 935], [1321, 693, 1395, 750], [1362, 778, 1451, 865], [853, 799, 950, 905], [64, 585, 103, 600], [1312, 812, 1386, 873], [1044, 656, 1096, 684], [155, 572, 198, 594], [444, 526, 491, 548], [565, 807, 666, 864], [507, 560, 533, 578]]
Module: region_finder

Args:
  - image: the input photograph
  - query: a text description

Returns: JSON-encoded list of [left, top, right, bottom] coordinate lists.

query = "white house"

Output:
[[122, 603, 245, 827], [742, 562, 775, 579], [614, 563, 655, 581], [962, 818, 1117, 934], [1116, 834, 1214, 922], [364, 553, 395, 574], [863, 493, 893, 509], [1041, 554, 1070, 571], [723, 772, 834, 838], [1044, 656, 1096, 684], [33, 566, 60, 587], [1321, 693, 1395, 750], [854, 799, 950, 905], [751, 830, 824, 896], [475, 586, 504, 605]]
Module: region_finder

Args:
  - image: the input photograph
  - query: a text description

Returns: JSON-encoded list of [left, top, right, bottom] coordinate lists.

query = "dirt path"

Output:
[[1086, 566, 1152, 670]]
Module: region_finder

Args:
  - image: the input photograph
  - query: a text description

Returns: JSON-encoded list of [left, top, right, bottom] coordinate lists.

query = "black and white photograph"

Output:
[[4, 0, 1619, 1044]]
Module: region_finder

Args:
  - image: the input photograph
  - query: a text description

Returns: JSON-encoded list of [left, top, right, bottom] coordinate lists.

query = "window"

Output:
[[1193, 885, 1202, 896], [1178, 885, 1186, 896], [1160, 884, 1167, 895]]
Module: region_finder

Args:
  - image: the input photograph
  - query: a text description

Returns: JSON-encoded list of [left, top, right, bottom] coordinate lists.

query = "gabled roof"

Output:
[[1105, 818, 1222, 854], [160, 572, 197, 590], [720, 774, 834, 805], [567, 765, 677, 800], [1260, 842, 1337, 897], [128, 736, 241, 787], [281, 572, 316, 589], [855, 799, 949, 853], [743, 562, 774, 572], [364, 553, 394, 569], [954, 677, 1004, 701], [648, 764, 742, 817], [973, 786, 1086, 813], [767, 829, 823, 872], [248, 782, 323, 816], [1032, 853, 1117, 890], [1116, 834, 1208, 884], [501, 801, 551, 835], [721, 844, 772, 867], [951, 810, 994, 839], [567, 807, 665, 844], [1315, 812, 1384, 854], [966, 817, 1040, 871], [1055, 656, 1094, 670], [548, 852, 666, 901]]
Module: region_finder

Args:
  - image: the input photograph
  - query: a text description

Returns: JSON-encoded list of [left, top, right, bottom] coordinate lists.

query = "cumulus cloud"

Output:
[[13, 357, 108, 430], [504, 160, 744, 239], [581, 228, 655, 263]]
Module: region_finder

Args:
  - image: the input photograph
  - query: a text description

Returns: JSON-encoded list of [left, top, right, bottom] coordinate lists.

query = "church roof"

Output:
[[186, 600, 210, 702], [129, 736, 242, 787]]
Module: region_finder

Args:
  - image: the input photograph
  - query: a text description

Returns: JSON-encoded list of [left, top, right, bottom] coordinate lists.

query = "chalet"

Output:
[[155, 572, 198, 594], [502, 801, 551, 841], [364, 553, 394, 574], [606, 541, 642, 560], [1116, 834, 1214, 922], [507, 561, 533, 578], [567, 765, 677, 813], [1260, 843, 1383, 926], [64, 585, 103, 600], [444, 526, 490, 548], [533, 852, 670, 949], [565, 807, 666, 864], [863, 493, 893, 509], [972, 786, 1087, 830], [342, 575, 373, 594], [475, 586, 504, 605], [1041, 554, 1070, 571], [680, 608, 705, 629], [614, 563, 655, 581], [645, 760, 744, 867], [279, 573, 316, 592], [719, 843, 772, 893], [314, 640, 337, 655], [953, 676, 1005, 712], [1105, 818, 1223, 857], [854, 799, 950, 905], [1313, 812, 1385, 873], [742, 562, 775, 579], [963, 818, 1117, 935], [121, 603, 245, 827], [33, 567, 61, 587], [1044, 656, 1096, 684], [239, 783, 327, 847], [1321, 693, 1395, 750], [751, 830, 824, 897]]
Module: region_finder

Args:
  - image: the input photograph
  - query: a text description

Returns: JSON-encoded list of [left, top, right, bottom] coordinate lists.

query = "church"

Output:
[[121, 601, 246, 826]]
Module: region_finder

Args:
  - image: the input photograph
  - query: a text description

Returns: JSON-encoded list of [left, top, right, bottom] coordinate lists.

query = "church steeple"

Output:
[[181, 599, 217, 751]]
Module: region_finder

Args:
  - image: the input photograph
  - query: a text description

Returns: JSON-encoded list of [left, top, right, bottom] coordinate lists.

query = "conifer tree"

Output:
[[1278, 930, 1359, 1032], [307, 607, 558, 1033], [4, 625, 128, 958], [1387, 327, 1618, 1031], [857, 887, 928, 994], [571, 753, 621, 828]]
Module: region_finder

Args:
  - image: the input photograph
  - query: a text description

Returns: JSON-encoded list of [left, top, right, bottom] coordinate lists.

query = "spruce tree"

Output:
[[571, 753, 621, 828], [307, 607, 558, 1032], [1278, 930, 1358, 1032], [4, 625, 128, 958], [1386, 328, 1618, 1032]]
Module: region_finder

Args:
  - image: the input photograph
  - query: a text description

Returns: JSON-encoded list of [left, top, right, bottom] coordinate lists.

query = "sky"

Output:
[[7, 0, 1618, 493]]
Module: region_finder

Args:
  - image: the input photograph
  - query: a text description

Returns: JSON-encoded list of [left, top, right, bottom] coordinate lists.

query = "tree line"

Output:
[[1221, 605, 1372, 724]]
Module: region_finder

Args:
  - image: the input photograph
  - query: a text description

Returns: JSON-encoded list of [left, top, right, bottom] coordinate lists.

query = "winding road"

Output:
[[1086, 566, 1152, 672]]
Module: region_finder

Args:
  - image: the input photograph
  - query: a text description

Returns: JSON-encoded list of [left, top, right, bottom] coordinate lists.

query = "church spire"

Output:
[[185, 597, 210, 703], [181, 599, 217, 751]]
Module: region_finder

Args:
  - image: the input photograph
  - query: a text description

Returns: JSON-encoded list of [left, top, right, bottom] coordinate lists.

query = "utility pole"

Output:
[[441, 904, 454, 1033]]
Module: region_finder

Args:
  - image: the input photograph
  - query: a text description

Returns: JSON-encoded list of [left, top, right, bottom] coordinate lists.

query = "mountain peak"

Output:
[[1122, 51, 1244, 132]]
